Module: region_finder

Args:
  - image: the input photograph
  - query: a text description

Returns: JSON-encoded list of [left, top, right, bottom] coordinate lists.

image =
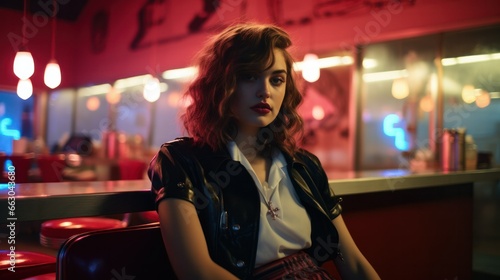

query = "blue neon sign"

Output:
[[0, 118, 21, 140], [383, 114, 409, 151]]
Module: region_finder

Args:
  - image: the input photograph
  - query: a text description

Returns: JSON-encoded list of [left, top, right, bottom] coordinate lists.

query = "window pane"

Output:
[[0, 91, 35, 154], [46, 89, 75, 152], [442, 25, 500, 166], [360, 35, 439, 169], [74, 93, 109, 142]]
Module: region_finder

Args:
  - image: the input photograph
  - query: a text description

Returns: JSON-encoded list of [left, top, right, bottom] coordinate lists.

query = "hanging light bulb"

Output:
[[143, 76, 161, 102], [44, 0, 62, 89], [106, 86, 121, 104], [13, 51, 35, 80], [391, 77, 410, 99], [302, 53, 320, 83], [17, 79, 33, 100], [44, 59, 61, 89], [14, 0, 34, 80]]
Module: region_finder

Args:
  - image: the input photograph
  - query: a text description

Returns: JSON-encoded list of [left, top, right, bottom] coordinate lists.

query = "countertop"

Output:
[[326, 167, 500, 195], [2, 168, 499, 221]]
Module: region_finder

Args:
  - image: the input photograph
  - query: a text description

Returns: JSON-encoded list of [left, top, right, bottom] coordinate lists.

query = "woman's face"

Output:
[[231, 48, 287, 136]]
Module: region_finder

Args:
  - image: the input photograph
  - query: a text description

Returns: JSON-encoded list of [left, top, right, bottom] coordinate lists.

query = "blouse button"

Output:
[[236, 260, 245, 267], [232, 224, 240, 231], [177, 182, 185, 188]]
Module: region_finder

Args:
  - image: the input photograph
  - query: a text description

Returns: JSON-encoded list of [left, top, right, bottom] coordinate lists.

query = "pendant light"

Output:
[[143, 76, 161, 102], [17, 79, 33, 100], [44, 0, 61, 89], [302, 53, 320, 83], [302, 16, 320, 83], [13, 0, 35, 81], [14, 52, 35, 80]]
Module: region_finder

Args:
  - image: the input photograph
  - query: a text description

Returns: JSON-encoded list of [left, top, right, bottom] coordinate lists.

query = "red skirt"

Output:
[[252, 251, 335, 280]]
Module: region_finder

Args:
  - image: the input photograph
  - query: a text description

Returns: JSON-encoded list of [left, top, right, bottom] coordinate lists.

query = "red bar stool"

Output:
[[40, 216, 129, 250], [36, 154, 67, 183], [117, 159, 158, 223], [0, 154, 6, 182], [39, 157, 130, 250], [139, 210, 159, 223], [117, 158, 147, 180], [7, 154, 34, 183], [23, 273, 56, 280], [0, 250, 56, 279]]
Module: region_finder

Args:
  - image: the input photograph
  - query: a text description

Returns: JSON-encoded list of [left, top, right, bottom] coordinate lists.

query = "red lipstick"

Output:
[[251, 102, 271, 114]]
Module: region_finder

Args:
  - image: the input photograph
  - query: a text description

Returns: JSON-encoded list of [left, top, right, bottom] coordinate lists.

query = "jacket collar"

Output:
[[188, 138, 329, 217]]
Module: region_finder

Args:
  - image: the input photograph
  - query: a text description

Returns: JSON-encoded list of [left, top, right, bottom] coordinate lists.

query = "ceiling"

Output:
[[0, 0, 88, 22]]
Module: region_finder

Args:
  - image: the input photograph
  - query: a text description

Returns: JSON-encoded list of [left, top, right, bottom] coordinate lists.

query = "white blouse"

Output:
[[226, 141, 312, 267]]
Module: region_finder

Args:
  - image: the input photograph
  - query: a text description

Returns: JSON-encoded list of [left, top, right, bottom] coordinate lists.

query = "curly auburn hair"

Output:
[[182, 22, 303, 156]]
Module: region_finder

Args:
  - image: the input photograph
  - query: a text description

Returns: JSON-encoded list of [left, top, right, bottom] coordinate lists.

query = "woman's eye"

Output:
[[271, 76, 285, 86], [241, 74, 258, 81]]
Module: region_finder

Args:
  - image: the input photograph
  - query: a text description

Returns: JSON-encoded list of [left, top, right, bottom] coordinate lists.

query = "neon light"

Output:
[[383, 114, 409, 151], [0, 118, 21, 140]]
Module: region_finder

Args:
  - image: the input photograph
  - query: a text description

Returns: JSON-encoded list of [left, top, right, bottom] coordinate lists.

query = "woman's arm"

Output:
[[157, 198, 239, 280], [332, 215, 381, 280]]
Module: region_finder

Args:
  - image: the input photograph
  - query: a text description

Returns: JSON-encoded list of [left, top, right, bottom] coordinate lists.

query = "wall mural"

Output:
[[130, 0, 232, 50], [129, 0, 417, 50], [268, 0, 415, 27], [91, 9, 109, 54]]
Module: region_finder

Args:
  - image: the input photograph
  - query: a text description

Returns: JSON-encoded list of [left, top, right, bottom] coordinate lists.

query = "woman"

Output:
[[149, 22, 380, 279]]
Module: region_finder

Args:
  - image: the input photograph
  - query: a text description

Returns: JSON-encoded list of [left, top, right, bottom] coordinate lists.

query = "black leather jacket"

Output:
[[149, 137, 342, 279]]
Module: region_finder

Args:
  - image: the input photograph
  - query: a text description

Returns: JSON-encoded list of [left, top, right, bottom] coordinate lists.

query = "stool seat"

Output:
[[40, 217, 127, 250], [24, 272, 56, 280], [140, 210, 159, 223], [0, 250, 56, 279]]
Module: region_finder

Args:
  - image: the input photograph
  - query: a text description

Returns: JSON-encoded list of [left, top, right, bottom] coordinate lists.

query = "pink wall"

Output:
[[1, 0, 499, 91]]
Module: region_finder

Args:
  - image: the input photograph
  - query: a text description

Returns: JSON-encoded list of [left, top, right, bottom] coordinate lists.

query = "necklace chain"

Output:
[[257, 182, 279, 220]]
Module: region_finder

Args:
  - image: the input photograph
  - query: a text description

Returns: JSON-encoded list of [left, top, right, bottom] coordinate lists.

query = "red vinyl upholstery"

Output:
[[40, 217, 128, 250], [0, 155, 6, 182], [36, 154, 67, 183], [0, 250, 56, 279], [117, 159, 147, 180], [6, 154, 34, 183], [56, 222, 176, 279]]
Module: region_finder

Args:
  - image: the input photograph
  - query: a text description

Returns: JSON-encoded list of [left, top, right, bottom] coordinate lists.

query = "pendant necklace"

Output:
[[258, 182, 280, 220]]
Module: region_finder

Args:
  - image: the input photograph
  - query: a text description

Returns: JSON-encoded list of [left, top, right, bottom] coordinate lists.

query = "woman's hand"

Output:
[[332, 215, 381, 280]]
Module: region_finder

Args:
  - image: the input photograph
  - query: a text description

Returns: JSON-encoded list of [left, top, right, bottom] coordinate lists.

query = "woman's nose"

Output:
[[257, 81, 271, 99], [257, 91, 271, 99]]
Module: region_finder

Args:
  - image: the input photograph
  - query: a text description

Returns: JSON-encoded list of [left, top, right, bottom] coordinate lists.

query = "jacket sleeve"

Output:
[[301, 150, 343, 220], [148, 142, 196, 209]]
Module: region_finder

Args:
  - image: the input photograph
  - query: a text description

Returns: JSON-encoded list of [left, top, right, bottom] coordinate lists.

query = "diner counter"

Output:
[[324, 167, 500, 279], [327, 167, 500, 195], [0, 167, 498, 222], [0, 180, 153, 222]]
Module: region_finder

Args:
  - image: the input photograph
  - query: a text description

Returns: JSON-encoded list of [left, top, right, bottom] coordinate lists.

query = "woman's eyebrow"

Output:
[[271, 69, 287, 75]]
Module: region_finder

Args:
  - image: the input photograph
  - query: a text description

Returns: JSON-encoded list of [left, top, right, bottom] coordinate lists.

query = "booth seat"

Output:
[[56, 222, 175, 279], [36, 154, 67, 183], [2, 154, 34, 183]]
